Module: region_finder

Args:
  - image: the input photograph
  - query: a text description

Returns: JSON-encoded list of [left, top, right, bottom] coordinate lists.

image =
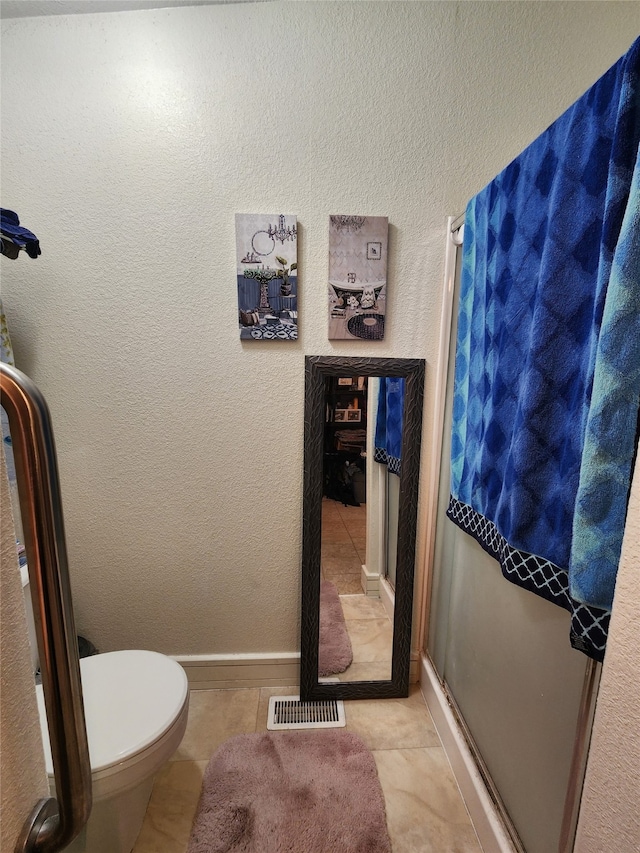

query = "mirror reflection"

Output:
[[320, 374, 404, 683], [300, 355, 424, 701]]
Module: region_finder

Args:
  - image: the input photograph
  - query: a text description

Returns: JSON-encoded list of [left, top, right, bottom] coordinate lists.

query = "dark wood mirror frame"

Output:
[[300, 355, 425, 701]]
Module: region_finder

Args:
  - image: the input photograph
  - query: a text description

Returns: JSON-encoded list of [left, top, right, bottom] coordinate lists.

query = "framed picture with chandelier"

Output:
[[235, 213, 298, 341], [327, 214, 388, 341]]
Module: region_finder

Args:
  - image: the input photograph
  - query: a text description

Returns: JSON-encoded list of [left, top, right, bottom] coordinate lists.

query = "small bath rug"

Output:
[[318, 579, 353, 677], [347, 312, 385, 340], [187, 730, 392, 853]]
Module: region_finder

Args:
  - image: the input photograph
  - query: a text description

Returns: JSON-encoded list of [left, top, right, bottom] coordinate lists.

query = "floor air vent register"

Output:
[[267, 696, 346, 730]]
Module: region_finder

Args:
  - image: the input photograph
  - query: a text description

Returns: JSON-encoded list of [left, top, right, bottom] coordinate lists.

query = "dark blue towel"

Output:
[[448, 37, 640, 661], [0, 208, 40, 258], [374, 377, 404, 476]]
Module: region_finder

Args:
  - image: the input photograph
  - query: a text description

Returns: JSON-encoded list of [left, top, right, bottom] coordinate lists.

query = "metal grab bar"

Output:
[[1, 363, 91, 853]]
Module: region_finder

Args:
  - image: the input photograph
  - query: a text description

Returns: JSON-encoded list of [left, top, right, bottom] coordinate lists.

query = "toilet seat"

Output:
[[36, 650, 189, 800]]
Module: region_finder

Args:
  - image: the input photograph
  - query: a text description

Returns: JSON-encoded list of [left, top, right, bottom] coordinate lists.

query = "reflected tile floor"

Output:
[[338, 593, 393, 682], [321, 498, 395, 681], [322, 499, 366, 594], [132, 684, 482, 853]]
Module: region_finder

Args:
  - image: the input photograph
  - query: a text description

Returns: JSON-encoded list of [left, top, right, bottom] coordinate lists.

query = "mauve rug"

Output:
[[187, 730, 392, 853], [318, 579, 353, 677]]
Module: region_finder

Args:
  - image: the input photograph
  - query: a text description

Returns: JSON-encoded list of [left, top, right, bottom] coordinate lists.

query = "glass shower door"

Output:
[[427, 232, 595, 853]]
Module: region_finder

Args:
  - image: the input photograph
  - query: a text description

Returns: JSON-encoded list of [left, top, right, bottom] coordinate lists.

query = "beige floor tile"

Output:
[[321, 525, 344, 537], [324, 523, 349, 534], [172, 688, 260, 761], [323, 573, 363, 594], [350, 535, 367, 555], [337, 660, 392, 682], [135, 685, 483, 853], [132, 759, 207, 853], [347, 617, 394, 663], [321, 511, 346, 524], [321, 541, 361, 559], [345, 685, 441, 750], [321, 513, 344, 524], [323, 555, 362, 574], [321, 515, 346, 530], [374, 748, 482, 853], [340, 592, 387, 620], [322, 536, 356, 551]]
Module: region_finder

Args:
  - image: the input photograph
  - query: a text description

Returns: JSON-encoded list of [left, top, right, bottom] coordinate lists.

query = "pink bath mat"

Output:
[[187, 730, 391, 852]]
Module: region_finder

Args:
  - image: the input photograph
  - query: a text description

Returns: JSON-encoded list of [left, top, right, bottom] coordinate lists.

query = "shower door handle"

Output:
[[1, 363, 92, 853]]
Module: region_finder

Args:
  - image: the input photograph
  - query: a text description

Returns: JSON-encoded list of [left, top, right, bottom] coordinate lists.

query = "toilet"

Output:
[[24, 577, 189, 853]]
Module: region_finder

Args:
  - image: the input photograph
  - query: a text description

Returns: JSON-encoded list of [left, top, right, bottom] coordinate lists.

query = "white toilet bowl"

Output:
[[36, 649, 189, 853]]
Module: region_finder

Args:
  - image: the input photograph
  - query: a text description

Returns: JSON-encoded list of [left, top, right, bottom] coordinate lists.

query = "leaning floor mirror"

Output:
[[300, 356, 425, 701]]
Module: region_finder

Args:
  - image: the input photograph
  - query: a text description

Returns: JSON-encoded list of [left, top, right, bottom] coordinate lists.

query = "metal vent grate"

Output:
[[267, 696, 346, 730]]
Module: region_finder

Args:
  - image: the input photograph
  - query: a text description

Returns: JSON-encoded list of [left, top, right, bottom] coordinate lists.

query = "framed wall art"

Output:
[[327, 215, 388, 340], [235, 213, 298, 340]]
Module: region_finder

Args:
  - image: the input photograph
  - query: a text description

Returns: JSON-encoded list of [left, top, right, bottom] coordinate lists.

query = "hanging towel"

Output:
[[571, 150, 640, 609], [374, 377, 404, 476], [448, 37, 640, 662], [0, 209, 40, 259]]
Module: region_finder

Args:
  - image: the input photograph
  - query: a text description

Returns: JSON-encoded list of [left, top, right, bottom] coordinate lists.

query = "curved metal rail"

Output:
[[1, 363, 91, 853]]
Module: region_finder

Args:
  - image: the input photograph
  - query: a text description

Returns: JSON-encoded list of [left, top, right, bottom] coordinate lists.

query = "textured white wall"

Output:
[[574, 462, 640, 852], [1, 2, 638, 661], [0, 449, 48, 851]]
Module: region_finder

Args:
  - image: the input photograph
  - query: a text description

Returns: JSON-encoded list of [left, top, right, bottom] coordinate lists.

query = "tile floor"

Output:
[[132, 684, 483, 852], [322, 497, 393, 681], [321, 498, 367, 595], [133, 497, 482, 851], [337, 592, 393, 682]]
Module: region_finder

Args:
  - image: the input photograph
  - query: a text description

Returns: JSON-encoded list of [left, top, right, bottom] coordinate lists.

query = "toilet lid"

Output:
[[36, 650, 188, 774]]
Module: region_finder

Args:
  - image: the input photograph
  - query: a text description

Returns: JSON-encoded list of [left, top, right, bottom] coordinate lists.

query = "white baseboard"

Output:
[[174, 652, 300, 691], [379, 574, 395, 622], [419, 654, 517, 853], [174, 649, 419, 690], [361, 563, 380, 597]]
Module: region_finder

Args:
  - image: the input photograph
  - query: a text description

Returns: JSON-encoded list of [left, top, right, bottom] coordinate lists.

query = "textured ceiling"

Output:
[[0, 0, 257, 19]]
